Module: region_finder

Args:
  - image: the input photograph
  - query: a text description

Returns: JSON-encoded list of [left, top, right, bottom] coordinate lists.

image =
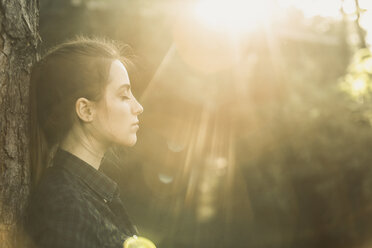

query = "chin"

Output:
[[119, 135, 137, 147]]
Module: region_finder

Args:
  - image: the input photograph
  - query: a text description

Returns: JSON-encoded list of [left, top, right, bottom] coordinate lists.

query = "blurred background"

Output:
[[40, 0, 372, 247]]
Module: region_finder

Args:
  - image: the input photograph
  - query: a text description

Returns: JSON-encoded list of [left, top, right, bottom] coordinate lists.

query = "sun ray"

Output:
[[184, 104, 211, 205], [139, 43, 176, 104]]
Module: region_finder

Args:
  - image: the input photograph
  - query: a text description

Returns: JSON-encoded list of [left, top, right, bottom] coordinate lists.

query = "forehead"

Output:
[[107, 59, 130, 89]]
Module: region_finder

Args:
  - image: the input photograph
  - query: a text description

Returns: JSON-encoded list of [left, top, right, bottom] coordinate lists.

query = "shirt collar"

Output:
[[53, 148, 118, 203]]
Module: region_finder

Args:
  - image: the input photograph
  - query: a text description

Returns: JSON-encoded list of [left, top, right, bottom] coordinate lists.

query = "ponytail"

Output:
[[29, 62, 50, 190]]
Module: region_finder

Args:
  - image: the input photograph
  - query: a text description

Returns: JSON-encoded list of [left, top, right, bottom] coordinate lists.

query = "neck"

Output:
[[60, 127, 108, 170]]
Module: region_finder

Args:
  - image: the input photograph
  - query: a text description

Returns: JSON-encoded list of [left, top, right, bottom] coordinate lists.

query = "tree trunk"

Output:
[[0, 0, 39, 247]]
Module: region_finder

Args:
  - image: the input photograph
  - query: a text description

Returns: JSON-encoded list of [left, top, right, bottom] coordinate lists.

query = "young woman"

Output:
[[25, 37, 150, 248]]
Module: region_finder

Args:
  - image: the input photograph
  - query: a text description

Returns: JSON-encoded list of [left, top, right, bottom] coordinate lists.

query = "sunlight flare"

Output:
[[193, 0, 275, 33]]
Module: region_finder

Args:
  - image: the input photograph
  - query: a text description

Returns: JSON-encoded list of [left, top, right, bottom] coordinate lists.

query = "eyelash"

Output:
[[120, 90, 132, 100], [120, 95, 130, 100]]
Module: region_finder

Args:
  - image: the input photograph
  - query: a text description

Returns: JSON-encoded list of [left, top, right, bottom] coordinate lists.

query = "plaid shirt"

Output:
[[25, 148, 138, 248]]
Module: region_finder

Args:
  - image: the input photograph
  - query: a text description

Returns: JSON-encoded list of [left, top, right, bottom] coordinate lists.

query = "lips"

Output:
[[132, 121, 140, 130]]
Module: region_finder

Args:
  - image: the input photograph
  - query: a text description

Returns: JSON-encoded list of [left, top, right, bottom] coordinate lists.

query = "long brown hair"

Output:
[[29, 36, 135, 189]]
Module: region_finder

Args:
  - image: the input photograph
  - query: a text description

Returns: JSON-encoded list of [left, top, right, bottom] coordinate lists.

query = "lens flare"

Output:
[[193, 0, 275, 33]]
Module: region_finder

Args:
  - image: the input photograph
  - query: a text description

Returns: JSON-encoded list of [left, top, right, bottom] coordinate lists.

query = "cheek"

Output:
[[106, 102, 132, 132], [107, 103, 137, 146]]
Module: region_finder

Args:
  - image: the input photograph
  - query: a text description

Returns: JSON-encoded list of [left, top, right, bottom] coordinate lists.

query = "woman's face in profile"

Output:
[[94, 59, 143, 147]]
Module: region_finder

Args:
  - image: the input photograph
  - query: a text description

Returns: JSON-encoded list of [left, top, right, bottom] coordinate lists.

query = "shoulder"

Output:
[[31, 165, 83, 207], [25, 166, 101, 248], [27, 164, 99, 217]]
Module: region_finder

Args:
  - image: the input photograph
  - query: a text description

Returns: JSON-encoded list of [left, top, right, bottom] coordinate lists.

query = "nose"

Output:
[[133, 97, 144, 115]]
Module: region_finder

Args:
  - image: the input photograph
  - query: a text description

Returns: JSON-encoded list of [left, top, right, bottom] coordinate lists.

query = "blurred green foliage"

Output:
[[341, 48, 372, 101]]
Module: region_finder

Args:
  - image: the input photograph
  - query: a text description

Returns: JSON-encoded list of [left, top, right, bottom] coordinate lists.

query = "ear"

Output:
[[75, 97, 95, 122]]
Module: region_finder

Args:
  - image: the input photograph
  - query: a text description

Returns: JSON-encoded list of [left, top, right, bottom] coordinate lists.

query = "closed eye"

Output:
[[120, 95, 130, 100]]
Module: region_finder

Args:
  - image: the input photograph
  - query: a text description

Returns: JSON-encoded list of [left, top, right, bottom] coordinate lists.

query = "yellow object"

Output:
[[123, 235, 156, 248]]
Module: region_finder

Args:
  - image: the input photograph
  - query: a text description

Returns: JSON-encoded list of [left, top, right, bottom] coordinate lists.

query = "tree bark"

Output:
[[0, 0, 39, 247]]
